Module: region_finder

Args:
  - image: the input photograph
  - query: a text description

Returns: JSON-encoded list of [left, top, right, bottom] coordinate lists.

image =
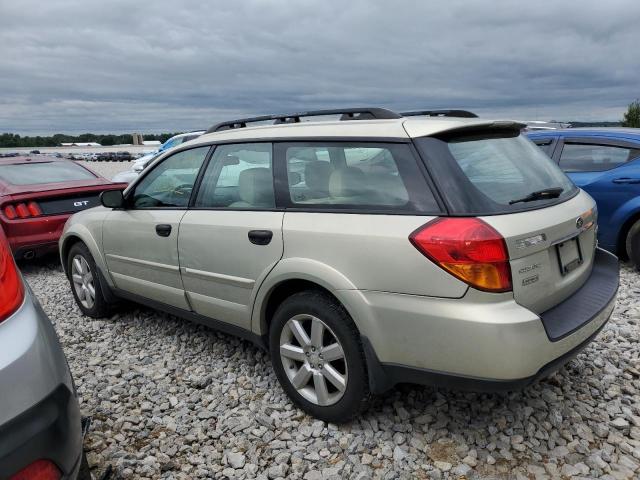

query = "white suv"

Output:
[[60, 108, 618, 422]]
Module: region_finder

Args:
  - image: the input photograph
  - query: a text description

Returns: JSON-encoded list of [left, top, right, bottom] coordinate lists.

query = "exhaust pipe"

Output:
[[23, 250, 35, 260]]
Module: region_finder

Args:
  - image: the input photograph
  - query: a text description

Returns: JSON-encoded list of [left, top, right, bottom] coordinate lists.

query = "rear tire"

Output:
[[269, 290, 371, 423], [626, 219, 640, 269], [67, 242, 111, 318]]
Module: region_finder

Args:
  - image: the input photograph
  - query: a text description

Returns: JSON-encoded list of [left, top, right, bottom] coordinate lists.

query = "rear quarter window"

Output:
[[277, 142, 440, 213], [559, 143, 640, 172], [415, 131, 577, 215], [532, 138, 555, 155], [0, 161, 96, 185]]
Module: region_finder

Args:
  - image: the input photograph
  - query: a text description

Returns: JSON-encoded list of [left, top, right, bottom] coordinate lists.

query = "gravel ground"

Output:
[[19, 258, 640, 480], [21, 161, 640, 479]]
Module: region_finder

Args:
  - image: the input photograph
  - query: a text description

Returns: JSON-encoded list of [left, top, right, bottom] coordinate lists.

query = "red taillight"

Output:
[[27, 202, 42, 217], [410, 217, 512, 293], [4, 205, 17, 219], [3, 202, 42, 219], [0, 229, 24, 322], [15, 203, 30, 218], [9, 460, 61, 480]]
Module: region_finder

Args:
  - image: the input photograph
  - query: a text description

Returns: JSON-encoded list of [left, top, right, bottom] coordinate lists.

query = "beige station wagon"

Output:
[[60, 108, 619, 421]]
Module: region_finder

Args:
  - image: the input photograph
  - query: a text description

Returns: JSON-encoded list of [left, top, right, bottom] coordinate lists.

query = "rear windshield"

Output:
[[0, 161, 96, 185], [415, 131, 577, 215]]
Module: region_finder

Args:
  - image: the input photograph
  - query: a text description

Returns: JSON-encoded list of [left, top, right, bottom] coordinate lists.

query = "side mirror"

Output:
[[100, 190, 125, 208]]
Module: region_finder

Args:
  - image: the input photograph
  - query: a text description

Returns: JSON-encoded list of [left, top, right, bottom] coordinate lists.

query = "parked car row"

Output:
[[112, 130, 205, 183], [68, 151, 137, 162]]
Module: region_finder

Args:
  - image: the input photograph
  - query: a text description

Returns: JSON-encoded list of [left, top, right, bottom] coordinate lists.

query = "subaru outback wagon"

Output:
[[59, 108, 619, 422]]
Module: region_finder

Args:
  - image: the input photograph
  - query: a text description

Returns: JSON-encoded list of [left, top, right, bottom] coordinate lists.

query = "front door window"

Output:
[[132, 146, 210, 208]]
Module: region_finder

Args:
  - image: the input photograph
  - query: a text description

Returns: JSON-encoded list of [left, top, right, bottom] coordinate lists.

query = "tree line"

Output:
[[2, 103, 638, 149], [0, 132, 182, 148]]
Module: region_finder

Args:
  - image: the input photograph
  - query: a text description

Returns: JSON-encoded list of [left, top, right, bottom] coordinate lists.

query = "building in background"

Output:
[[132, 133, 144, 145], [60, 142, 102, 147]]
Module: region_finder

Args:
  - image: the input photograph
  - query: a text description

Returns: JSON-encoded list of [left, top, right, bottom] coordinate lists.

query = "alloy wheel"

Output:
[[279, 314, 348, 406], [71, 254, 95, 309]]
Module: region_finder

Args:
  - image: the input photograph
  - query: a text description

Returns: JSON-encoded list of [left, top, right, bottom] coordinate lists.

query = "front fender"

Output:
[[251, 257, 360, 335], [59, 210, 112, 287]]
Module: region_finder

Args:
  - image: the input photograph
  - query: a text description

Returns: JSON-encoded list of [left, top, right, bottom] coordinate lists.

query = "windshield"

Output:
[[0, 161, 96, 185], [415, 131, 577, 215]]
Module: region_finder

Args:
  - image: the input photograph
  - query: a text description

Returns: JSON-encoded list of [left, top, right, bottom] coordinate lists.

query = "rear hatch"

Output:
[[483, 192, 596, 313], [413, 124, 597, 313]]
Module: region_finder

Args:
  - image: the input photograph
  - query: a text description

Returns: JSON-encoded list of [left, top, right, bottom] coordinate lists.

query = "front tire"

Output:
[[626, 219, 640, 269], [269, 290, 370, 423], [67, 242, 111, 318]]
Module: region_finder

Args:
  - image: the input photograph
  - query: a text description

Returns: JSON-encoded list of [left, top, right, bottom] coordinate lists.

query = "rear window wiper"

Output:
[[508, 187, 564, 205]]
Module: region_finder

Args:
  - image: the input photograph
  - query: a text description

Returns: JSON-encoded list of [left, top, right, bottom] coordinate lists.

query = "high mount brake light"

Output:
[[0, 230, 24, 322], [410, 217, 512, 293]]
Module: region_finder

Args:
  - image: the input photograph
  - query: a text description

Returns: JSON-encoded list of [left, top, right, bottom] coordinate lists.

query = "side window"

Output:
[[131, 146, 209, 208], [559, 143, 640, 172], [195, 143, 275, 209], [283, 143, 439, 212], [533, 138, 554, 156]]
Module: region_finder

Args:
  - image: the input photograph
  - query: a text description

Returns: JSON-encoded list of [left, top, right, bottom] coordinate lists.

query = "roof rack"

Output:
[[401, 109, 478, 118], [206, 107, 402, 133]]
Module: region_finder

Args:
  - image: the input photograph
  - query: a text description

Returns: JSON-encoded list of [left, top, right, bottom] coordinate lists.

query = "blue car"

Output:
[[528, 128, 640, 267]]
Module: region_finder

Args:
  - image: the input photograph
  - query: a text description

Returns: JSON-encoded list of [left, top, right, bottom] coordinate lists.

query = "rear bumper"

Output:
[[2, 215, 69, 257], [0, 385, 83, 479], [540, 248, 619, 341], [0, 288, 82, 478], [342, 248, 618, 393]]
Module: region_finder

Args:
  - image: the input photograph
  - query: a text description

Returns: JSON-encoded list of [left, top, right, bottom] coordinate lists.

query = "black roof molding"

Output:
[[206, 108, 402, 133], [401, 109, 478, 118]]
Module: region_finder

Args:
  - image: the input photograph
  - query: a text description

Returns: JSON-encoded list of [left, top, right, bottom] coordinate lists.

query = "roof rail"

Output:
[[206, 107, 402, 133], [401, 109, 478, 118]]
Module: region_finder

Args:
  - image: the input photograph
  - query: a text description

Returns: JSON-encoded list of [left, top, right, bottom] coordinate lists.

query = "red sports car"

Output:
[[0, 156, 126, 259]]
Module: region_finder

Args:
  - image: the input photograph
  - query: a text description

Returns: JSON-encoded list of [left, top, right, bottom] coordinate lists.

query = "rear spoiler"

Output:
[[404, 120, 526, 139]]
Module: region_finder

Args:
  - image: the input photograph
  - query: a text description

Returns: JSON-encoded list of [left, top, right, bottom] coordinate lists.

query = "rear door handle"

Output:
[[155, 224, 172, 237], [612, 177, 640, 184], [248, 230, 273, 245]]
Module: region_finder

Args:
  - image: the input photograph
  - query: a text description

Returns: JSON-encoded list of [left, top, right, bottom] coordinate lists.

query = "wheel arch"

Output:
[[617, 209, 640, 259], [59, 223, 110, 284], [251, 258, 361, 336], [254, 267, 392, 395], [60, 235, 82, 274]]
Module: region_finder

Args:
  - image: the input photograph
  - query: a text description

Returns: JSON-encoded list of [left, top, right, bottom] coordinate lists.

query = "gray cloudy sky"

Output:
[[1, 0, 639, 134]]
